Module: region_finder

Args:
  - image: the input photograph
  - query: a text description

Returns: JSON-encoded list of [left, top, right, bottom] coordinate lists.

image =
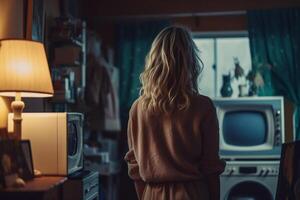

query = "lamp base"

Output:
[[11, 93, 24, 140]]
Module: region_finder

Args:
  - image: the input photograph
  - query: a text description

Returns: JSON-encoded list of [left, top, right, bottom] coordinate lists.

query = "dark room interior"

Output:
[[0, 0, 300, 199]]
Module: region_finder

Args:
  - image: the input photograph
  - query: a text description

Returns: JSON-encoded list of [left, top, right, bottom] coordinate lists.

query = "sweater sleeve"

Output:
[[124, 104, 142, 180], [199, 100, 226, 175], [124, 104, 146, 200]]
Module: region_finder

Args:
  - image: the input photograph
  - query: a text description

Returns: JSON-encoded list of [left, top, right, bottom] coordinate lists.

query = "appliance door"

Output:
[[67, 113, 83, 174], [221, 176, 277, 200]]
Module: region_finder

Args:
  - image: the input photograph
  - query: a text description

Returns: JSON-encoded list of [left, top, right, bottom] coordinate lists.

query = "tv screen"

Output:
[[223, 111, 268, 146]]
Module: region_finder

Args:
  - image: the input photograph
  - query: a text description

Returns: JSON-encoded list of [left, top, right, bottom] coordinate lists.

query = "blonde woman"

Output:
[[125, 26, 225, 200]]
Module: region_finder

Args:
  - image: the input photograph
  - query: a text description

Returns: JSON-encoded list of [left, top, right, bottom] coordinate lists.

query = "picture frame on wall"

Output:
[[0, 140, 34, 188], [32, 0, 45, 41], [25, 0, 45, 42]]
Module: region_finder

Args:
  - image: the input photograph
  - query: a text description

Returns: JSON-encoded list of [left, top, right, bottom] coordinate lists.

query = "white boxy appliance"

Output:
[[8, 112, 83, 176]]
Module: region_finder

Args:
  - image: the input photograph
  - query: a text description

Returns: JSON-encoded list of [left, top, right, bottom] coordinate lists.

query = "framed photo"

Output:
[[0, 140, 34, 188], [276, 141, 300, 200], [20, 140, 34, 180]]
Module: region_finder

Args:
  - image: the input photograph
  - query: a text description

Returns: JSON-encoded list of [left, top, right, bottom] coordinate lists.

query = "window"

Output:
[[193, 33, 252, 98]]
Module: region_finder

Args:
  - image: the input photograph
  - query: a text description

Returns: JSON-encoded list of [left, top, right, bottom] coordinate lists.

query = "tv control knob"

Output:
[[276, 133, 281, 137], [276, 127, 281, 135], [271, 169, 276, 175], [276, 138, 281, 143], [265, 168, 271, 176], [228, 168, 234, 175], [260, 168, 266, 176], [277, 138, 281, 143], [276, 134, 281, 141], [85, 188, 90, 194], [258, 170, 263, 176], [265, 168, 272, 176], [276, 110, 281, 116], [277, 136, 281, 141], [276, 124, 281, 129]]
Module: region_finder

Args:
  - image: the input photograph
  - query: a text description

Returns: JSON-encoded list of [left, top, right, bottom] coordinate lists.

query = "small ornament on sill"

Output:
[[246, 69, 263, 97], [220, 73, 233, 97], [234, 57, 244, 80], [238, 84, 248, 97]]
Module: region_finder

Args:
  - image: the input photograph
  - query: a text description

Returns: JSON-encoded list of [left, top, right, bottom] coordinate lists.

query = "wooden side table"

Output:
[[0, 176, 67, 200]]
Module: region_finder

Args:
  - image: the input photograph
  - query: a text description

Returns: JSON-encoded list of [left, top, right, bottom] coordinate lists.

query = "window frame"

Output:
[[192, 31, 250, 97]]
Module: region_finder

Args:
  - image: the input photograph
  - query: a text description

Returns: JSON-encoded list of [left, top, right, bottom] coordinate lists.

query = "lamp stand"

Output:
[[11, 92, 24, 140]]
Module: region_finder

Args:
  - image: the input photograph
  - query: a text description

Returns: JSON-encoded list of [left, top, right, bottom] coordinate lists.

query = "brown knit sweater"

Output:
[[125, 94, 225, 200]]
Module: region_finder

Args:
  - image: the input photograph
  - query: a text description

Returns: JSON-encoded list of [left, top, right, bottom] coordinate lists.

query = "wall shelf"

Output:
[[46, 18, 86, 112]]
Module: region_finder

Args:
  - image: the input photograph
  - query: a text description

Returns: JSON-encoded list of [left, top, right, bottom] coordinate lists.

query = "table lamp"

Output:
[[0, 39, 54, 139]]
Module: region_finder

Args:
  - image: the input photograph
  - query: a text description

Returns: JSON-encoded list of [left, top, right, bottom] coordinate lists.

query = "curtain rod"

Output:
[[90, 10, 247, 21], [189, 10, 247, 17]]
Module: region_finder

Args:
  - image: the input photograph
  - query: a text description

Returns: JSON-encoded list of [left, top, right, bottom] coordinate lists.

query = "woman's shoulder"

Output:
[[130, 95, 215, 115], [129, 98, 142, 116], [190, 94, 217, 119], [191, 94, 214, 108]]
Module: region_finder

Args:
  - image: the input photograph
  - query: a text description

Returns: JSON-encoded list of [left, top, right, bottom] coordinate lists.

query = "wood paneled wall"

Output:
[[82, 0, 300, 18]]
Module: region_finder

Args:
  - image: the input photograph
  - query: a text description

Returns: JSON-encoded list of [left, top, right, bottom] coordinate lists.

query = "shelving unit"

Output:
[[46, 18, 86, 112]]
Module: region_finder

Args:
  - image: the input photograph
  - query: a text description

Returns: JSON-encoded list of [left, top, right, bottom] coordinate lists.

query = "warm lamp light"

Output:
[[0, 39, 53, 139]]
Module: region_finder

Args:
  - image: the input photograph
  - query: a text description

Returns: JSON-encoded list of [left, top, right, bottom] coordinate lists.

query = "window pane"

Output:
[[216, 38, 252, 97], [194, 39, 215, 98], [194, 37, 252, 98]]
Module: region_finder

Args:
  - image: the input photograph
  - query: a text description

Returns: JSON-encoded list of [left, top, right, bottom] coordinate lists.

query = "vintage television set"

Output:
[[213, 97, 285, 160], [8, 112, 83, 175]]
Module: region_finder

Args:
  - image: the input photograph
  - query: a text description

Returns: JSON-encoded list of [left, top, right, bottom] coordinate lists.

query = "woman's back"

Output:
[[125, 94, 225, 199], [125, 26, 225, 200]]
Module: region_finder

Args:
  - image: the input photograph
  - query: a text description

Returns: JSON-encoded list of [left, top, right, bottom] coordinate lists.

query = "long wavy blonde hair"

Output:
[[139, 26, 203, 113]]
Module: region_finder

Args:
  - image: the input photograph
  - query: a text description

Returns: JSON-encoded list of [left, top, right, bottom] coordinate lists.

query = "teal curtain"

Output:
[[115, 21, 169, 120], [247, 8, 300, 139]]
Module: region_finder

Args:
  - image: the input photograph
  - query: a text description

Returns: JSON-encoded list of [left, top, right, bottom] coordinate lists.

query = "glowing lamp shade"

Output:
[[0, 40, 54, 139], [0, 40, 53, 97]]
